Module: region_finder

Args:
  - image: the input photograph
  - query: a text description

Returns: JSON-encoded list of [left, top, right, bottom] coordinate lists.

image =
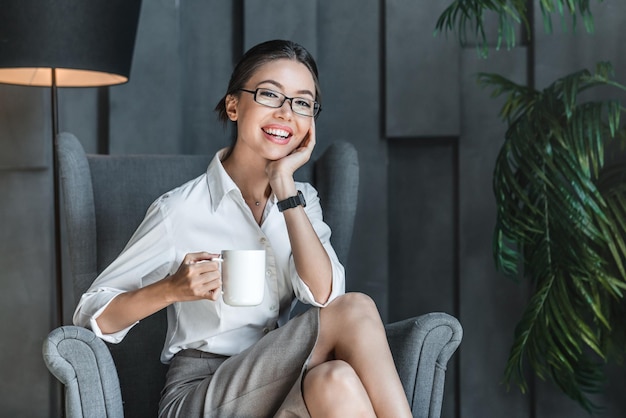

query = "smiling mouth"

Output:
[[263, 127, 291, 141]]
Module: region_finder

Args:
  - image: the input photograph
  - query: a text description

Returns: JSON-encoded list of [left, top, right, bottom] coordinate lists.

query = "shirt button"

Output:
[[269, 305, 276, 310], [266, 270, 271, 276], [259, 237, 267, 244], [263, 327, 270, 334]]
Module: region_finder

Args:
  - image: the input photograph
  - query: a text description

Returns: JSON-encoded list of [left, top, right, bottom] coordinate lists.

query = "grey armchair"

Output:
[[43, 132, 462, 418]]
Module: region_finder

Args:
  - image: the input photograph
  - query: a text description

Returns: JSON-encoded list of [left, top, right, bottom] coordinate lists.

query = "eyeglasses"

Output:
[[239, 88, 321, 117]]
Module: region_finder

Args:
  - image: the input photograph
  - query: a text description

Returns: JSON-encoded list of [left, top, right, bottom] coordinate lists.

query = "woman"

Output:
[[74, 39, 412, 418]]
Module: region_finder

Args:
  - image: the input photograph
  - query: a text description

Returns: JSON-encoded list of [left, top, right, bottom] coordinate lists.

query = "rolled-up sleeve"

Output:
[[73, 199, 175, 343], [289, 183, 345, 307]]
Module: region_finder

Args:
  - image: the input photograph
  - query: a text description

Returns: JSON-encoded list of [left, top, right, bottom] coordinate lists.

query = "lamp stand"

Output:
[[51, 68, 63, 327], [48, 68, 66, 417]]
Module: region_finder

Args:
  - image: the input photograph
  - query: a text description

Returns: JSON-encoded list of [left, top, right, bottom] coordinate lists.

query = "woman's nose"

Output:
[[275, 98, 294, 118]]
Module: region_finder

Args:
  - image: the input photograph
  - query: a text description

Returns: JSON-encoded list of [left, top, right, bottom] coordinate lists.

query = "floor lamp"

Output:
[[0, 0, 142, 327]]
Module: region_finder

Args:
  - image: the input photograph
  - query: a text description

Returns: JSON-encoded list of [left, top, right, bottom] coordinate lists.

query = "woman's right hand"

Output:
[[96, 252, 222, 334], [167, 252, 222, 302]]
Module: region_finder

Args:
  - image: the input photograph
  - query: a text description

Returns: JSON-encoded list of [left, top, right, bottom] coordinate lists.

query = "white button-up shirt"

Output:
[[73, 150, 345, 363]]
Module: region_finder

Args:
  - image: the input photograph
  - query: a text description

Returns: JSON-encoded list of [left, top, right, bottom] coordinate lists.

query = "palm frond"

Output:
[[482, 62, 626, 410], [538, 0, 600, 34], [434, 0, 604, 55]]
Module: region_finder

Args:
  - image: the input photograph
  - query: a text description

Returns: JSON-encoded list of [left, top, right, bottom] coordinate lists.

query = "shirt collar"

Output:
[[206, 148, 240, 212]]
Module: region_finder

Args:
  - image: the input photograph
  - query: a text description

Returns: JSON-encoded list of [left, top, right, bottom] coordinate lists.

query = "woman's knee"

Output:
[[326, 292, 380, 322], [304, 360, 369, 403]]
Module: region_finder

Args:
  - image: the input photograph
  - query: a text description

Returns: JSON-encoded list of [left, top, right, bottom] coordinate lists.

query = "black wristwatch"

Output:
[[277, 190, 306, 212]]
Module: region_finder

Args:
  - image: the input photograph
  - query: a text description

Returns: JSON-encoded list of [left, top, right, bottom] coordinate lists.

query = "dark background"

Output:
[[2, 1, 626, 416]]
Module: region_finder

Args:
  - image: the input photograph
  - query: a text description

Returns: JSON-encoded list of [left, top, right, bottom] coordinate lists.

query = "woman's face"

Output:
[[226, 58, 316, 162]]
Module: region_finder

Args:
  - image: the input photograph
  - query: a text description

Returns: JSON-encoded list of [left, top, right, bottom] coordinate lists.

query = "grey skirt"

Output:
[[159, 307, 320, 418]]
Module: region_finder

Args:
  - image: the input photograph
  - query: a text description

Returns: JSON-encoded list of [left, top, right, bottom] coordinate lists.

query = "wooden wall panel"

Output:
[[0, 86, 48, 169], [109, 0, 182, 154], [385, 0, 460, 138], [243, 0, 318, 55], [388, 140, 456, 321], [534, 1, 626, 90], [0, 85, 55, 416], [459, 47, 530, 418], [58, 88, 102, 154], [387, 138, 457, 418], [533, 365, 626, 417], [0, 171, 56, 416], [180, 0, 237, 155], [317, 0, 389, 314]]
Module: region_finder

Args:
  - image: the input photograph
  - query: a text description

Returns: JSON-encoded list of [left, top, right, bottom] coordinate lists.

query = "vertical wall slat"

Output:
[[109, 0, 182, 154], [58, 88, 101, 154], [0, 171, 56, 415], [0, 86, 48, 169], [385, 0, 460, 138], [459, 47, 531, 418], [388, 140, 456, 321], [387, 138, 458, 418], [0, 83, 56, 415], [243, 0, 318, 55], [180, 0, 236, 156], [317, 0, 389, 315]]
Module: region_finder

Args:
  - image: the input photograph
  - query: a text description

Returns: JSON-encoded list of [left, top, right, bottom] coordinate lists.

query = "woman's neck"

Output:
[[222, 147, 271, 203]]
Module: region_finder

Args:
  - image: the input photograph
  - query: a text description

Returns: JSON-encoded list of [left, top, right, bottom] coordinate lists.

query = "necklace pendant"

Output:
[[255, 201, 260, 206]]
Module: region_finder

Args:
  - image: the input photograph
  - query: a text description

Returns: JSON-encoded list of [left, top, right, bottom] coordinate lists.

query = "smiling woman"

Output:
[[72, 39, 411, 418], [222, 57, 317, 165]]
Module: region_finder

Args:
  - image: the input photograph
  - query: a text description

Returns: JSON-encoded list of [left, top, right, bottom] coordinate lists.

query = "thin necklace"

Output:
[[243, 196, 263, 207], [244, 186, 271, 207]]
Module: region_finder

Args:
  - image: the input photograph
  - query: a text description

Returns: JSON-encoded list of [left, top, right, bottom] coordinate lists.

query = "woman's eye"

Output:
[[260, 90, 279, 98], [295, 99, 312, 108]]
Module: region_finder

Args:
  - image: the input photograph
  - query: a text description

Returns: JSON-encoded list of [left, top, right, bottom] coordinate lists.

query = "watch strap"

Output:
[[277, 190, 306, 212]]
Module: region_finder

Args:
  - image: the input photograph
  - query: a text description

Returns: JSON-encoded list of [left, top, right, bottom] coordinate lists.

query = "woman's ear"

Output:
[[225, 94, 238, 121]]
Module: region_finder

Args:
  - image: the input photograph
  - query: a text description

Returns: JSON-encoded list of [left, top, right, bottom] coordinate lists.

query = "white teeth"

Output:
[[264, 128, 289, 138]]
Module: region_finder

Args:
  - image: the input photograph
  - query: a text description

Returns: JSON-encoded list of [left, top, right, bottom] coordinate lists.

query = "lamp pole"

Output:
[[50, 68, 63, 326]]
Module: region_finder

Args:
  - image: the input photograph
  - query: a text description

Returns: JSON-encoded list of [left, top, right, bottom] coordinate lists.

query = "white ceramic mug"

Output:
[[221, 249, 266, 306]]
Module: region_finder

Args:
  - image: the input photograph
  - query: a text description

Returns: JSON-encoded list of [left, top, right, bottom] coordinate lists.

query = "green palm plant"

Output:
[[484, 62, 626, 410], [436, 0, 599, 54], [435, 0, 626, 411]]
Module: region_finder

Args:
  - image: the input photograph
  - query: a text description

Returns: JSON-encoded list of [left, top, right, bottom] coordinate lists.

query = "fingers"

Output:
[[188, 260, 223, 300], [307, 119, 316, 147], [189, 269, 223, 301], [297, 121, 316, 153], [184, 251, 221, 265], [205, 287, 221, 301], [173, 252, 223, 301]]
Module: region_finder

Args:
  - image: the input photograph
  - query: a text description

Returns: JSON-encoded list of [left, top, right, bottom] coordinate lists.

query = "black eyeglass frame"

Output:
[[239, 88, 321, 117]]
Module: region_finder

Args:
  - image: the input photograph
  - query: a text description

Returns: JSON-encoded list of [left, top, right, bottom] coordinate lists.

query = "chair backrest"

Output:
[[56, 132, 359, 417]]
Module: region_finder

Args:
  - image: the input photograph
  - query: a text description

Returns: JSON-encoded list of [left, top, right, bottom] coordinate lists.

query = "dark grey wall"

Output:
[[2, 1, 626, 416]]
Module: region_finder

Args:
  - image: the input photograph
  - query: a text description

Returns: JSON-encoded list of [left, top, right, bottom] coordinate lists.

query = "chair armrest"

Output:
[[43, 325, 123, 418], [385, 312, 462, 418]]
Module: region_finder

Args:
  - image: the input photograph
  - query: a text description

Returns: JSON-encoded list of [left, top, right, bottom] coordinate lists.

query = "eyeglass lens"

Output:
[[254, 88, 318, 117]]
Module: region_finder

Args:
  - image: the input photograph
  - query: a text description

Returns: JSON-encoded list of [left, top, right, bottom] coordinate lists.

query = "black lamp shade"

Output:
[[0, 0, 142, 87]]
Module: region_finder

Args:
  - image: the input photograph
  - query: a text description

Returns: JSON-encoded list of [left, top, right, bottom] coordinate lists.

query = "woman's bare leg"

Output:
[[303, 293, 412, 418], [303, 360, 375, 417]]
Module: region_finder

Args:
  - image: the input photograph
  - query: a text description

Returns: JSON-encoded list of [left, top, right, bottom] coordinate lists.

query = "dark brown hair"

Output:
[[215, 39, 322, 123]]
